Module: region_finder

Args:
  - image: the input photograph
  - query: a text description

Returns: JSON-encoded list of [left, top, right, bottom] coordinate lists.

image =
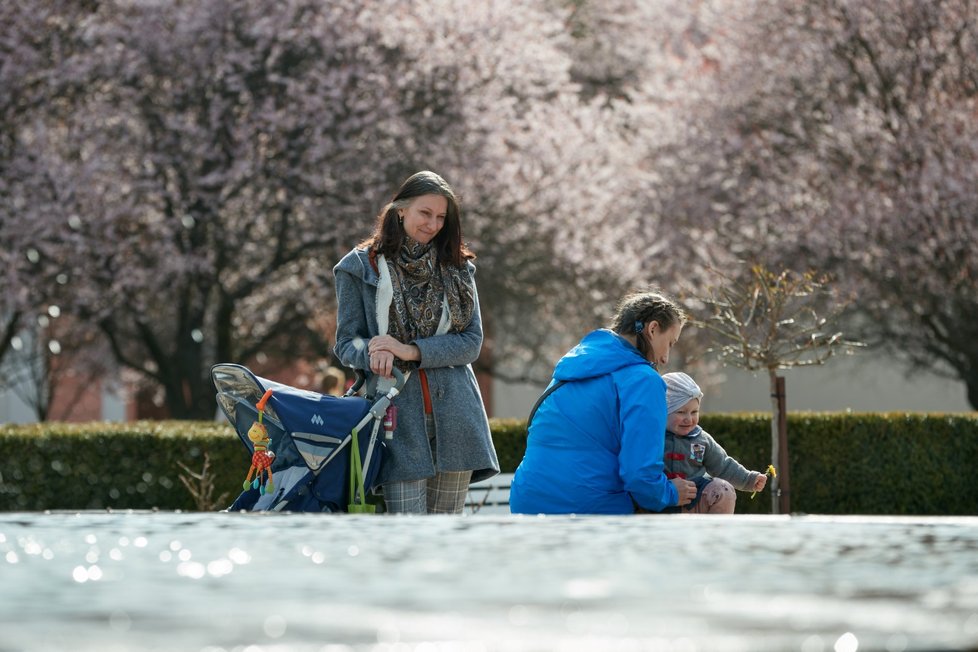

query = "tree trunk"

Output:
[[162, 335, 215, 420], [967, 372, 978, 411], [775, 375, 790, 514], [0, 311, 21, 365]]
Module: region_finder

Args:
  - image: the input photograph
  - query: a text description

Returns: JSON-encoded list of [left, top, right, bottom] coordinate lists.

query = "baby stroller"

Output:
[[211, 363, 405, 513]]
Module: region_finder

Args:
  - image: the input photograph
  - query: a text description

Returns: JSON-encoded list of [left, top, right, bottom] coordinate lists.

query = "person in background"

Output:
[[333, 170, 499, 514], [318, 364, 347, 397], [509, 289, 697, 515], [661, 372, 768, 513]]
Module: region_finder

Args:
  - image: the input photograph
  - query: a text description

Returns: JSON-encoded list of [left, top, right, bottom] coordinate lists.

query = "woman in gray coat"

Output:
[[333, 170, 499, 514]]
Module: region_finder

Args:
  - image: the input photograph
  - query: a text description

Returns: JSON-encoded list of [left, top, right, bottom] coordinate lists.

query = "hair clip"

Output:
[[634, 320, 644, 333]]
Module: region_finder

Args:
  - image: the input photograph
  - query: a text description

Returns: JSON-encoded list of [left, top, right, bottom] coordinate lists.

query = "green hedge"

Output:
[[698, 413, 978, 516], [0, 421, 245, 512], [3, 413, 978, 514]]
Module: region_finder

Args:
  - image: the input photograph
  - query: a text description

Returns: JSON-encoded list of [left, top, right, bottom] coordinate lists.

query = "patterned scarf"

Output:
[[386, 238, 475, 361]]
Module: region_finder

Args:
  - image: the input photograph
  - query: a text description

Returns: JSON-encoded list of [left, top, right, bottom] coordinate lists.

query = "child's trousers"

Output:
[[682, 478, 736, 514]]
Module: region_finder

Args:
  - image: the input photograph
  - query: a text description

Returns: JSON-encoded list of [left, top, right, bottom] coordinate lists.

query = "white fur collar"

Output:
[[376, 254, 393, 336]]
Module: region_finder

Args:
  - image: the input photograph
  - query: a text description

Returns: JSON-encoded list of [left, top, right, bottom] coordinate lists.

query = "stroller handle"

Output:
[[348, 366, 407, 397], [389, 367, 406, 390], [348, 371, 366, 396]]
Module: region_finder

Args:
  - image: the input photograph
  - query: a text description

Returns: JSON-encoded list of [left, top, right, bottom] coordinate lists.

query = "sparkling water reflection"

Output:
[[2, 512, 978, 651]]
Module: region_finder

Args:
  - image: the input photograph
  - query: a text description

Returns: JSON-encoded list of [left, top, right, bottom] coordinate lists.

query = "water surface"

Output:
[[2, 512, 977, 651]]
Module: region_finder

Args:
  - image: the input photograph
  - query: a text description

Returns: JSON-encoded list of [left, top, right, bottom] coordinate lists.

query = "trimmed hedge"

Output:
[[3, 413, 978, 514], [0, 421, 244, 512], [698, 412, 978, 515]]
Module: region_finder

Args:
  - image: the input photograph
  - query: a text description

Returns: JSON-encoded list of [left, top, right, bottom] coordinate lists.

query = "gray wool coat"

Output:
[[333, 247, 499, 485]]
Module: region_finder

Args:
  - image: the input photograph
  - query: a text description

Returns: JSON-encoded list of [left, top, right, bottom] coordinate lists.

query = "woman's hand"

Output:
[[368, 349, 395, 378], [671, 477, 697, 506], [368, 335, 421, 364]]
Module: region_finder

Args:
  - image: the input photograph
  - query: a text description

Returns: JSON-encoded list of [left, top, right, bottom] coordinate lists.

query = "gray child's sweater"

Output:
[[663, 426, 760, 490]]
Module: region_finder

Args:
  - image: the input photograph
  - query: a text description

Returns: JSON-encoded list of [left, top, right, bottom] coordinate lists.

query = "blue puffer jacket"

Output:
[[509, 329, 678, 514]]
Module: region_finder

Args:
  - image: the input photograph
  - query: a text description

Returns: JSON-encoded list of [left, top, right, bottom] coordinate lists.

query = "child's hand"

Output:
[[752, 474, 768, 492]]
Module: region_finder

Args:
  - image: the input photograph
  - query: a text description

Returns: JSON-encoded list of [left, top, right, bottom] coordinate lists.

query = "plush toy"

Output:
[[242, 389, 275, 494]]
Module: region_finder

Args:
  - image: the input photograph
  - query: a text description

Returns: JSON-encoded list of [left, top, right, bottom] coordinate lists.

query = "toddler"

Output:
[[662, 372, 767, 514]]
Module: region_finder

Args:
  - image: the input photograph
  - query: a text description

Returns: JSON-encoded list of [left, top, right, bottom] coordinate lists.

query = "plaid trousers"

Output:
[[382, 414, 472, 514]]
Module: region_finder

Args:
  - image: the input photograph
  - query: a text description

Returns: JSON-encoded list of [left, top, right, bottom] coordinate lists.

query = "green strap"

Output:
[[347, 427, 375, 513]]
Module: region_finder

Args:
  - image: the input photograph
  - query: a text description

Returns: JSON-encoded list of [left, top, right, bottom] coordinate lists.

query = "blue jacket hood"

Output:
[[553, 329, 651, 382]]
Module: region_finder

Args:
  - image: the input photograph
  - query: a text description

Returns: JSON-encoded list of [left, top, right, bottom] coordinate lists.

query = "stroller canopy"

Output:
[[213, 364, 371, 473]]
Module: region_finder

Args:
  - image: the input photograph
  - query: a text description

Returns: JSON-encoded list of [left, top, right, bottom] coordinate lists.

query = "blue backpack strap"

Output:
[[526, 380, 567, 430]]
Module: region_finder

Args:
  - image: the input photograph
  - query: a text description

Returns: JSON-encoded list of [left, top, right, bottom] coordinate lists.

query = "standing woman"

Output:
[[333, 171, 499, 514], [509, 290, 698, 514]]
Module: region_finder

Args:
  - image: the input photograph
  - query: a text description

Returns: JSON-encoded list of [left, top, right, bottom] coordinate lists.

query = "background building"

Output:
[[492, 353, 973, 419]]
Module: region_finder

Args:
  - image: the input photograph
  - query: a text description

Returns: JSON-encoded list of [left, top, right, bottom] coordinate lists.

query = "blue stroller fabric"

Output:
[[212, 363, 386, 512]]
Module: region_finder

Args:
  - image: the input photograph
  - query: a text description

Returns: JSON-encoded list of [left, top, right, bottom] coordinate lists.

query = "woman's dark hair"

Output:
[[610, 289, 687, 361], [359, 170, 474, 267]]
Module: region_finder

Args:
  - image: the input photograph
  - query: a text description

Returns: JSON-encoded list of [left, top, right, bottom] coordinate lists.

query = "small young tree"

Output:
[[693, 263, 861, 514]]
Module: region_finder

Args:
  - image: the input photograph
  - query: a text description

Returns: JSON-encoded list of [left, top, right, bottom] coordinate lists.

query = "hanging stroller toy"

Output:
[[241, 388, 276, 495], [212, 363, 405, 513]]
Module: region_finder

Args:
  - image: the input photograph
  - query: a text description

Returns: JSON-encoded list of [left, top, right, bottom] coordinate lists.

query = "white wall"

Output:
[[0, 388, 35, 424], [492, 353, 975, 418], [703, 355, 972, 414], [492, 379, 544, 421], [0, 370, 128, 424], [101, 377, 127, 422]]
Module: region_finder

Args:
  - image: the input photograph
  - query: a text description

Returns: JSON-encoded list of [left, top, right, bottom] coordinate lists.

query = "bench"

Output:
[[465, 472, 513, 514]]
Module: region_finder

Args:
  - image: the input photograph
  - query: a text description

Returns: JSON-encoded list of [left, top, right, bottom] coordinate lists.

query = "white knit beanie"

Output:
[[662, 372, 704, 414]]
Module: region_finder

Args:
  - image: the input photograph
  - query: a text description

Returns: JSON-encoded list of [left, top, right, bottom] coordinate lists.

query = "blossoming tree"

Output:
[[694, 263, 861, 513]]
